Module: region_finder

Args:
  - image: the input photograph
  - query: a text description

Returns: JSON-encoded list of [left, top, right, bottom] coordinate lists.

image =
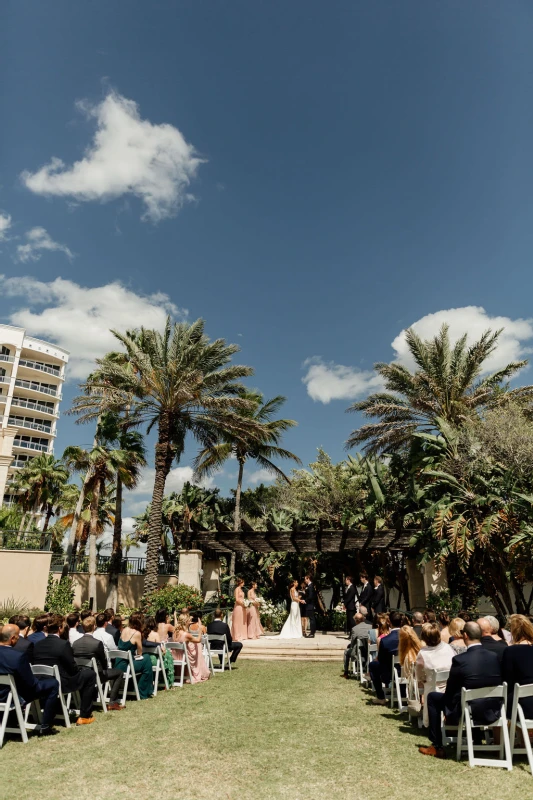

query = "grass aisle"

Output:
[[1, 661, 531, 799]]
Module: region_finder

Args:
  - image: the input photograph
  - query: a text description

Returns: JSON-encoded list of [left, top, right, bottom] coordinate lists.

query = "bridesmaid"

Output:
[[231, 578, 248, 641], [172, 614, 210, 684], [246, 581, 264, 639]]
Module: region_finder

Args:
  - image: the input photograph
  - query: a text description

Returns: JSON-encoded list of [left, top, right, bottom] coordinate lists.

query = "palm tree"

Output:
[[70, 318, 260, 593], [347, 324, 533, 455], [11, 454, 69, 538], [194, 391, 301, 532]]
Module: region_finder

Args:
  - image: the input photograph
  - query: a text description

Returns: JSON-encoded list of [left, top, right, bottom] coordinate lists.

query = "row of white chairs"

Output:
[[0, 634, 233, 747], [348, 638, 533, 773]]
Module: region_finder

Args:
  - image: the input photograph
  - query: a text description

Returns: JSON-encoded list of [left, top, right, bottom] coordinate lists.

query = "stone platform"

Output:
[[240, 632, 347, 662]]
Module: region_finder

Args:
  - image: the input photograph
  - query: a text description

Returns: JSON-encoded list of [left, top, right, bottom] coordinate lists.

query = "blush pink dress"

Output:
[[231, 588, 248, 641], [246, 590, 264, 639], [173, 630, 210, 684]]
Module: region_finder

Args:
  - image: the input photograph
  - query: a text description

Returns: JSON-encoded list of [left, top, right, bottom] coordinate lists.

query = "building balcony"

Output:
[[13, 439, 50, 454], [9, 397, 59, 418], [7, 416, 54, 435], [0, 354, 15, 364], [14, 379, 60, 399], [17, 358, 63, 379], [10, 458, 30, 469], [0, 375, 11, 387]]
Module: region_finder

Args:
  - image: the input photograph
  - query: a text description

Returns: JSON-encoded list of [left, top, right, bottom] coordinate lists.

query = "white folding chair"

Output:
[[142, 646, 168, 695], [165, 642, 193, 687], [31, 665, 75, 727], [456, 683, 512, 769], [108, 648, 140, 704], [391, 655, 408, 711], [201, 635, 215, 677], [509, 682, 533, 774], [362, 641, 377, 687], [0, 675, 35, 747], [74, 656, 108, 713], [207, 634, 232, 673]]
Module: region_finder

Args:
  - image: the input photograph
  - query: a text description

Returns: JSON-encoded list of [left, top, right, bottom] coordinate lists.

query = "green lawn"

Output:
[[1, 661, 531, 800]]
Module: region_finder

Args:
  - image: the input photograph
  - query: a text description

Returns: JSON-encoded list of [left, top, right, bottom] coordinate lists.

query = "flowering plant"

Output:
[[334, 602, 345, 614]]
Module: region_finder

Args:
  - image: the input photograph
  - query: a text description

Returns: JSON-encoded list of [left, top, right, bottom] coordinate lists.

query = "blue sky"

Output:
[[2, 1, 533, 519]]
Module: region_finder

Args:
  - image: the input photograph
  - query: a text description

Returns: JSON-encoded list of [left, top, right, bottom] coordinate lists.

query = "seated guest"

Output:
[[411, 612, 424, 641], [398, 625, 421, 681], [66, 612, 83, 644], [77, 609, 92, 634], [342, 610, 372, 678], [155, 609, 174, 642], [27, 614, 49, 643], [376, 613, 391, 642], [32, 614, 97, 726], [448, 618, 467, 654], [438, 613, 451, 643], [9, 615, 33, 656], [189, 612, 207, 635], [114, 612, 154, 699], [142, 615, 174, 687], [424, 611, 437, 624], [0, 624, 59, 737], [173, 613, 210, 683], [458, 610, 472, 623], [478, 616, 507, 665], [71, 615, 124, 710], [369, 611, 403, 705], [502, 614, 533, 719], [207, 609, 243, 666], [93, 612, 116, 656], [104, 609, 121, 644], [419, 622, 502, 759], [415, 622, 454, 727]]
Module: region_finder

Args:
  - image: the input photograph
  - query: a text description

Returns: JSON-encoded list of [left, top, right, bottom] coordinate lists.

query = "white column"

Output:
[[422, 558, 448, 596], [405, 557, 427, 610], [0, 425, 18, 505], [178, 549, 203, 591], [202, 559, 221, 601]]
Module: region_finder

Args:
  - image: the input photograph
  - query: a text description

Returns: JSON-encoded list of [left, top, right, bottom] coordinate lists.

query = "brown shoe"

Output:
[[76, 717, 95, 726], [371, 698, 387, 706], [419, 745, 446, 759], [107, 703, 124, 711]]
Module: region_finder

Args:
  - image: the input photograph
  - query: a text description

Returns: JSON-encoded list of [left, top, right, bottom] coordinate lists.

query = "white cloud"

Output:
[[129, 466, 215, 499], [0, 275, 185, 378], [0, 213, 12, 241], [16, 226, 73, 263], [246, 468, 275, 485], [21, 91, 204, 222], [304, 306, 533, 403]]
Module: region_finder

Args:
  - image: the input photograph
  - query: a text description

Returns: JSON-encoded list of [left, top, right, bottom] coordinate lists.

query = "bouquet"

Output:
[[243, 599, 251, 608]]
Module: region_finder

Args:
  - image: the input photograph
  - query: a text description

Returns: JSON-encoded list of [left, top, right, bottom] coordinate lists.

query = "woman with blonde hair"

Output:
[[502, 614, 533, 718], [172, 613, 210, 684], [415, 622, 454, 726], [448, 617, 467, 654], [398, 625, 421, 680]]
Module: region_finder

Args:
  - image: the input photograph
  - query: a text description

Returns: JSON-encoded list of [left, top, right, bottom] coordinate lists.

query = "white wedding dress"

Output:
[[277, 590, 303, 639]]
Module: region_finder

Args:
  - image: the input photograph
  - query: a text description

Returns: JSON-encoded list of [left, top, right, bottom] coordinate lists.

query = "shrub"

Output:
[[44, 573, 76, 615], [140, 584, 203, 616]]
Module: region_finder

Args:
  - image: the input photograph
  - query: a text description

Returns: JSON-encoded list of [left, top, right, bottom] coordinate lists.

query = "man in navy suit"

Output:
[[0, 624, 59, 736], [370, 576, 386, 614], [343, 576, 357, 635], [9, 615, 33, 658], [369, 610, 402, 704], [420, 621, 502, 759], [358, 572, 373, 620]]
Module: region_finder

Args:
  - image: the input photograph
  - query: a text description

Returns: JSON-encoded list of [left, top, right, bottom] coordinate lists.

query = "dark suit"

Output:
[[27, 631, 46, 644], [371, 584, 386, 614], [0, 646, 59, 728], [14, 636, 33, 659], [358, 582, 373, 616], [72, 634, 124, 702], [369, 627, 400, 699], [32, 635, 96, 718], [427, 644, 502, 748], [207, 620, 243, 663], [304, 582, 317, 636], [105, 624, 121, 645], [480, 636, 507, 665], [343, 584, 357, 634]]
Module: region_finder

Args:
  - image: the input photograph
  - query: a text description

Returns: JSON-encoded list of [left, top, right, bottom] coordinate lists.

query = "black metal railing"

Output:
[[50, 554, 178, 575], [0, 530, 52, 551]]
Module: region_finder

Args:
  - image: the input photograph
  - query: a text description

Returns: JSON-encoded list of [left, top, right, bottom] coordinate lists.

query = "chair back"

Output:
[[461, 683, 507, 707], [511, 682, 533, 720], [426, 667, 450, 693]]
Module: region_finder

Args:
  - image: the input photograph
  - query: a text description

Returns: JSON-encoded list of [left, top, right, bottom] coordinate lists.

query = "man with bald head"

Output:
[[0, 624, 59, 736], [478, 616, 507, 665]]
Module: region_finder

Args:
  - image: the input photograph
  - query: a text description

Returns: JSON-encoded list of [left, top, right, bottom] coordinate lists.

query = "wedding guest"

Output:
[[502, 614, 533, 718], [371, 576, 386, 614], [415, 622, 454, 727], [173, 613, 210, 683], [189, 612, 207, 635], [343, 576, 357, 634], [27, 614, 49, 643], [448, 618, 467, 654], [72, 616, 124, 710], [478, 616, 507, 665], [376, 613, 391, 642], [114, 612, 154, 699], [9, 615, 32, 656], [342, 611, 371, 678], [398, 625, 421, 681], [67, 612, 83, 644], [78, 609, 93, 634], [411, 612, 424, 640], [247, 581, 264, 640], [104, 609, 121, 645], [358, 572, 373, 618], [93, 613, 116, 657], [155, 609, 174, 642], [142, 615, 174, 687], [438, 613, 451, 643], [299, 581, 308, 636], [207, 608, 243, 665], [32, 614, 97, 725], [369, 610, 402, 705], [230, 578, 248, 641]]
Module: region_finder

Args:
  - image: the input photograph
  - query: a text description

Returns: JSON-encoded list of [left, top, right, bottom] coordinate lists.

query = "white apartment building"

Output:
[[0, 324, 69, 506]]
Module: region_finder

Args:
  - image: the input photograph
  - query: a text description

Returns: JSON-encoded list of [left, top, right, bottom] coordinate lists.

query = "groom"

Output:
[[304, 575, 317, 638]]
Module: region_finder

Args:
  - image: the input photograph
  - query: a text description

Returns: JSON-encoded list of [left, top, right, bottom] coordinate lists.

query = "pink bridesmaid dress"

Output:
[[246, 590, 264, 639], [174, 630, 210, 684], [230, 588, 248, 641]]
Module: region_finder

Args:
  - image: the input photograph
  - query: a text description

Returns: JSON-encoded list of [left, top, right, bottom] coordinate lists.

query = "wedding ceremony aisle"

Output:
[[2, 661, 531, 800]]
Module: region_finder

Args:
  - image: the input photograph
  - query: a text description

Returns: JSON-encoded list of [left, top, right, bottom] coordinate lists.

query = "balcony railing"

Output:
[[0, 375, 11, 385], [10, 397, 58, 417], [18, 358, 61, 377], [50, 554, 179, 575], [13, 439, 49, 453], [15, 379, 58, 397], [8, 417, 52, 434], [10, 459, 30, 468], [0, 530, 52, 551], [0, 354, 15, 363]]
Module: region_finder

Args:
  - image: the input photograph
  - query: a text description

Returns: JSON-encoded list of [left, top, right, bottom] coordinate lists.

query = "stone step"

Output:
[[240, 653, 340, 661]]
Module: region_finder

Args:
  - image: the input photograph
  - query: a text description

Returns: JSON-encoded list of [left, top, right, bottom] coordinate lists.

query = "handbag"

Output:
[[406, 672, 421, 714]]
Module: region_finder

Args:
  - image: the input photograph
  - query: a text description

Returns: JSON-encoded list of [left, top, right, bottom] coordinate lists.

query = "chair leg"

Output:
[[456, 711, 465, 762], [500, 710, 513, 771], [464, 709, 475, 768], [518, 709, 533, 775]]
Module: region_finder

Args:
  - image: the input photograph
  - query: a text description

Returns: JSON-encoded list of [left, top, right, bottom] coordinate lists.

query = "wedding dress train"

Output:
[[277, 598, 303, 639]]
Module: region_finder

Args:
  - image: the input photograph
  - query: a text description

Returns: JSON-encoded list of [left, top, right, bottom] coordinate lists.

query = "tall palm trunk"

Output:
[[106, 473, 122, 610], [88, 479, 102, 610], [145, 413, 173, 594], [62, 467, 92, 577], [230, 457, 246, 588]]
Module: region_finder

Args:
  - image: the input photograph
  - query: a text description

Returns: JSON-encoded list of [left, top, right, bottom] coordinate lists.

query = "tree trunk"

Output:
[[43, 504, 53, 532], [88, 479, 101, 611], [144, 413, 173, 594], [62, 468, 92, 578], [229, 459, 245, 592], [106, 474, 123, 610]]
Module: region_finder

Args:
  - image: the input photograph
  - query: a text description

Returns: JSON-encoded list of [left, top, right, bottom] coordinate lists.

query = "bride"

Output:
[[278, 579, 303, 639]]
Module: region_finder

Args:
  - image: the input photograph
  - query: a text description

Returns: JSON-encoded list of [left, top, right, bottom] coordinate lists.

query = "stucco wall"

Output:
[[68, 573, 179, 609], [0, 549, 52, 609]]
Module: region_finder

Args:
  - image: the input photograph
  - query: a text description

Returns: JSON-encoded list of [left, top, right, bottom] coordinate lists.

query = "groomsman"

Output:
[[304, 575, 317, 638], [343, 576, 357, 635], [358, 572, 373, 617]]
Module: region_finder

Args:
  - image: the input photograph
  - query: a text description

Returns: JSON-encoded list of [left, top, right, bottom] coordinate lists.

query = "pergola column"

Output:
[[405, 557, 426, 610], [178, 549, 203, 592], [202, 558, 221, 601], [422, 558, 448, 596]]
